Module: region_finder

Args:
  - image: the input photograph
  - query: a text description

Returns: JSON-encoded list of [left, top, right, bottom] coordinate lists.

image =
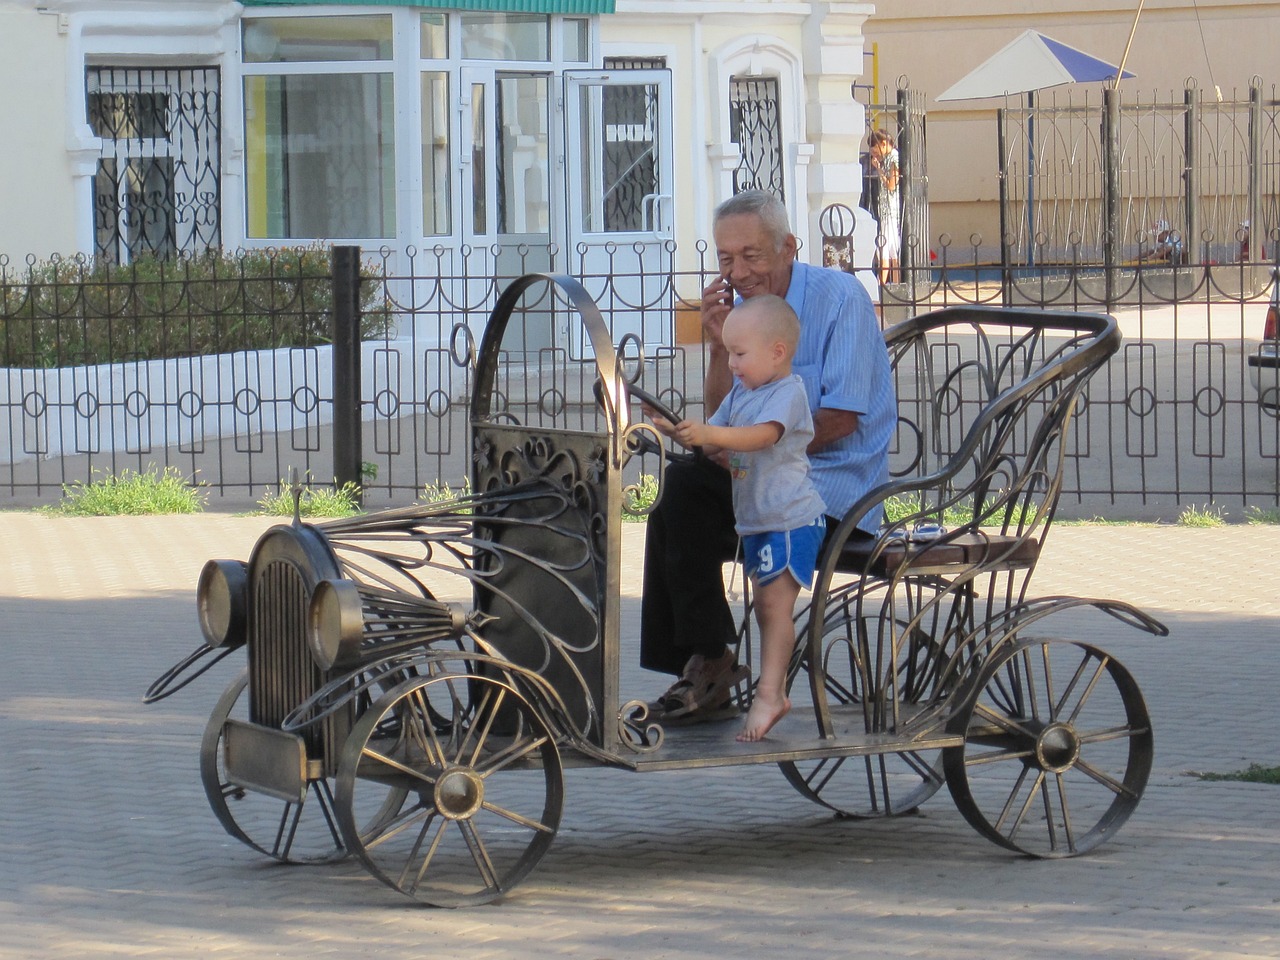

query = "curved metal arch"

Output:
[[470, 272, 631, 466]]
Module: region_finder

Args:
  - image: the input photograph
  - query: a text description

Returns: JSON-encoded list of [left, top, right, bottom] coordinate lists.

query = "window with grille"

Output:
[[87, 66, 221, 263], [729, 76, 783, 200], [595, 57, 666, 232]]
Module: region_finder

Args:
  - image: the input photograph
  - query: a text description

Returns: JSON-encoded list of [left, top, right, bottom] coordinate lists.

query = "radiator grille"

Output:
[[248, 557, 350, 770]]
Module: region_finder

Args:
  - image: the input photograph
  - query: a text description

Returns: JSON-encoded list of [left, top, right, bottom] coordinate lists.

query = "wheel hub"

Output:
[[1035, 722, 1081, 773], [434, 766, 485, 820]]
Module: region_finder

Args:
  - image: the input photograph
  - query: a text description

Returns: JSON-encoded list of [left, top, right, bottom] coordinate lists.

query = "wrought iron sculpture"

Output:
[[147, 274, 1166, 906]]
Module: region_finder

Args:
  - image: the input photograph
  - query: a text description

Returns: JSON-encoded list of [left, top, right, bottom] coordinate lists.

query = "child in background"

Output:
[[658, 294, 827, 741]]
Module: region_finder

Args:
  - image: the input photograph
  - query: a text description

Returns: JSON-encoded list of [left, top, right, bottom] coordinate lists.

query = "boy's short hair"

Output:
[[733, 294, 800, 353]]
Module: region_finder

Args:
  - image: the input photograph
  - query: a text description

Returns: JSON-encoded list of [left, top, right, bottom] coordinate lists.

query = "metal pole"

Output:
[[896, 87, 913, 300], [997, 105, 1013, 306], [1026, 91, 1036, 268], [1117, 0, 1146, 83], [1248, 80, 1263, 264], [1184, 85, 1199, 265], [1103, 88, 1121, 308], [331, 245, 363, 505]]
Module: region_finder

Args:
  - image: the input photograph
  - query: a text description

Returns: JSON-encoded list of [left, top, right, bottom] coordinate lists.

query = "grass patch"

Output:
[[1176, 503, 1227, 527], [421, 477, 472, 505], [881, 494, 1040, 529], [42, 466, 206, 516], [1244, 505, 1280, 524], [256, 479, 363, 518], [1194, 763, 1280, 785]]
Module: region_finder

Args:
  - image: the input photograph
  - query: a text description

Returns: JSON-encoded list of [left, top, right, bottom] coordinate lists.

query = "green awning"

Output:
[[241, 0, 615, 12]]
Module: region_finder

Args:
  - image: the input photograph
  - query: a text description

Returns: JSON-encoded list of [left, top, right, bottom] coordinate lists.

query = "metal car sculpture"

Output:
[[147, 273, 1166, 906]]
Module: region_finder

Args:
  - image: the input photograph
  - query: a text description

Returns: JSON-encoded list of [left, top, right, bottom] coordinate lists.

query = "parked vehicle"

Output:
[[1247, 267, 1280, 409]]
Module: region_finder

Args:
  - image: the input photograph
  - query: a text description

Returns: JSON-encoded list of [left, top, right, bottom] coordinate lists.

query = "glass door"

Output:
[[460, 68, 555, 352], [564, 69, 673, 357]]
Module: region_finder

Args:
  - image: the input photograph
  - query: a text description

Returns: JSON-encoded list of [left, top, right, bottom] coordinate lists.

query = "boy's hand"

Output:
[[674, 419, 708, 448]]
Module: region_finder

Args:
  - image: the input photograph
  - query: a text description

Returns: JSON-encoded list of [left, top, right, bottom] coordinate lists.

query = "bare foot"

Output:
[[736, 695, 791, 742]]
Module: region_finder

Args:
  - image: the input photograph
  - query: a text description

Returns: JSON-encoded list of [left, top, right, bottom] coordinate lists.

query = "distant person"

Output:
[[653, 295, 826, 742], [868, 129, 901, 285], [1139, 219, 1184, 265]]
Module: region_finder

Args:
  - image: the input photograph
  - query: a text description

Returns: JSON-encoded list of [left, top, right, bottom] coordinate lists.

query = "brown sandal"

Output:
[[652, 652, 750, 719]]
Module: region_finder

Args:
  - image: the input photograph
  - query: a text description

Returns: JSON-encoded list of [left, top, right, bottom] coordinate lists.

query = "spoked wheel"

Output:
[[943, 637, 1153, 857], [779, 597, 946, 818], [780, 750, 946, 820], [335, 668, 564, 906], [200, 672, 352, 863]]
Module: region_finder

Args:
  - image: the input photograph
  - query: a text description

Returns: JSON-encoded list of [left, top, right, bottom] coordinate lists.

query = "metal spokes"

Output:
[[336, 668, 563, 906], [944, 638, 1153, 857]]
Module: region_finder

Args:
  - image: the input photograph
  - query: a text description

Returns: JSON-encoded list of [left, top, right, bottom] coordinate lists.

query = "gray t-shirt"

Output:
[[709, 374, 828, 535]]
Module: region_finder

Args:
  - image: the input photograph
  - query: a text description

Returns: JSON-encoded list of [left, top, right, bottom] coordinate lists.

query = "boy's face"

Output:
[[722, 311, 787, 390]]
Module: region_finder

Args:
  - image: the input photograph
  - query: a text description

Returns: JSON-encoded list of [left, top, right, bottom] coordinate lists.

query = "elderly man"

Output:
[[640, 189, 895, 722]]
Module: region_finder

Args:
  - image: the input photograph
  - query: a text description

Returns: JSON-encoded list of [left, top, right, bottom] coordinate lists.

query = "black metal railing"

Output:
[[3, 240, 1279, 519]]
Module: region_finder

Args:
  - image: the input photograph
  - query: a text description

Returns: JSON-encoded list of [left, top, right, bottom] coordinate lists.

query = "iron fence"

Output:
[[3, 237, 1279, 517], [996, 79, 1280, 271]]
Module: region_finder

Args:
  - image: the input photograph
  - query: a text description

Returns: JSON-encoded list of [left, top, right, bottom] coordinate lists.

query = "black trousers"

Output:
[[638, 457, 871, 677], [639, 457, 739, 676]]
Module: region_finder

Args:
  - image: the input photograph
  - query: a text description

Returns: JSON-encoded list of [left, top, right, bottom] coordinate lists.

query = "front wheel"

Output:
[[335, 667, 564, 906], [943, 638, 1153, 857], [200, 672, 350, 863]]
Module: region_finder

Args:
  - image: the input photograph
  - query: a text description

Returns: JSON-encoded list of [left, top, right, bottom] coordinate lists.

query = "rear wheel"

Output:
[[943, 638, 1153, 857]]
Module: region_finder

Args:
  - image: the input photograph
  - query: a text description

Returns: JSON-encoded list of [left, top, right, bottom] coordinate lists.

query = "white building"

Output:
[[0, 0, 880, 278]]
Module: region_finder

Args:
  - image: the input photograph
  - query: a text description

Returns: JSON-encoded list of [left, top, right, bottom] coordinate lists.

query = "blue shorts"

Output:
[[742, 517, 827, 589]]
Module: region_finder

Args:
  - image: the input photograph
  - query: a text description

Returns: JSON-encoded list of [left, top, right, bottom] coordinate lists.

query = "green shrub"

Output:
[[421, 477, 472, 505], [622, 473, 659, 521], [0, 247, 389, 368], [43, 466, 206, 515]]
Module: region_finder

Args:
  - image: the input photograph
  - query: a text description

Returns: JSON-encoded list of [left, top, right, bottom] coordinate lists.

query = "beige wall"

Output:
[[863, 1, 1280, 256], [0, 6, 78, 260]]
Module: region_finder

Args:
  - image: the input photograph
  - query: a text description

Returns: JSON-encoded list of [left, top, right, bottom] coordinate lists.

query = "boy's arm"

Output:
[[676, 419, 782, 453]]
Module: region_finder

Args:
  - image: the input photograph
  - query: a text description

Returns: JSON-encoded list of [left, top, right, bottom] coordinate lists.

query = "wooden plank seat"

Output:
[[835, 531, 1042, 577]]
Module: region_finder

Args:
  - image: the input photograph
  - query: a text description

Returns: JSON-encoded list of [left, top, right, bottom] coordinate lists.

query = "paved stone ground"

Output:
[[0, 513, 1277, 959]]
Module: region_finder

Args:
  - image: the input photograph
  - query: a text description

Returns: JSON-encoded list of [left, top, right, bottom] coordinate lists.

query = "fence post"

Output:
[[1248, 80, 1263, 262], [1103, 88, 1121, 308], [331, 245, 363, 505], [1184, 86, 1199, 264], [997, 105, 1012, 307]]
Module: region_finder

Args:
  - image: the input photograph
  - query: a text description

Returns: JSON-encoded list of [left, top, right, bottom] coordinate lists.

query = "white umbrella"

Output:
[[936, 30, 1134, 102]]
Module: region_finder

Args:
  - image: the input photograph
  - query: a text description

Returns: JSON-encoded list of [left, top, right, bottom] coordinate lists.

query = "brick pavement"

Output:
[[0, 513, 1277, 959]]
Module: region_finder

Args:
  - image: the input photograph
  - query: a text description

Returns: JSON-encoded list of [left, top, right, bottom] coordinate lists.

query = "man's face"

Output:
[[713, 213, 797, 301]]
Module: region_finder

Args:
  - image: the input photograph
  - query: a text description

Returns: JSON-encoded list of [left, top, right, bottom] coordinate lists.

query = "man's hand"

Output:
[[641, 403, 677, 439], [700, 275, 734, 346]]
